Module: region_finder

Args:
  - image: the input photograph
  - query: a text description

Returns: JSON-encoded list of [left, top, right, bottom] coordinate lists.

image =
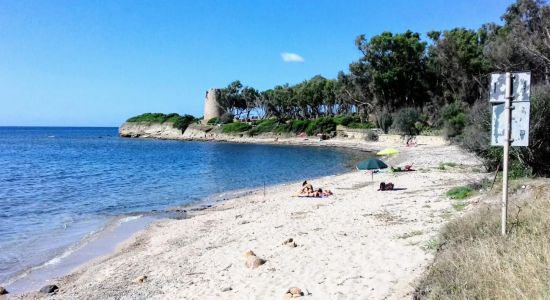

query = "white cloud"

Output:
[[281, 52, 304, 63]]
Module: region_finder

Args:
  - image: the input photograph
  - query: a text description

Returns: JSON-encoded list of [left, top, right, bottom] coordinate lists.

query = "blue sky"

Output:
[[0, 0, 514, 126]]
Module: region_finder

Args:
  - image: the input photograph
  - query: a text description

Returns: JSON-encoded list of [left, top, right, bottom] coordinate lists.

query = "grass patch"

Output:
[[446, 186, 473, 199], [438, 162, 458, 170], [221, 122, 252, 133], [440, 209, 453, 220], [126, 113, 197, 132], [397, 230, 423, 239], [127, 112, 181, 123], [451, 201, 468, 211], [422, 238, 441, 251], [415, 184, 550, 299]]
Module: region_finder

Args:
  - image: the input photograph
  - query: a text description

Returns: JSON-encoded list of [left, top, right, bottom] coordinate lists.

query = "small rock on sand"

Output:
[[0, 286, 8, 295], [284, 287, 304, 298], [133, 275, 147, 283], [221, 286, 232, 292], [244, 250, 266, 269], [39, 284, 59, 294], [283, 238, 297, 248]]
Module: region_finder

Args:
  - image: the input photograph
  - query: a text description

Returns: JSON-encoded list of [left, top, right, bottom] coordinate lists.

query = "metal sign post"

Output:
[[501, 73, 512, 236], [489, 71, 531, 236]]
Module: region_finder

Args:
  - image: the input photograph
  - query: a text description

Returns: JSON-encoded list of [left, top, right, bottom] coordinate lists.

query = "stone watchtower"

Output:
[[203, 88, 222, 124]]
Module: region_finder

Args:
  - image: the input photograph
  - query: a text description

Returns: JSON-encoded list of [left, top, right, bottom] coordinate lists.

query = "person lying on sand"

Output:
[[299, 187, 333, 198], [301, 181, 314, 194], [320, 188, 333, 197], [378, 182, 395, 191]]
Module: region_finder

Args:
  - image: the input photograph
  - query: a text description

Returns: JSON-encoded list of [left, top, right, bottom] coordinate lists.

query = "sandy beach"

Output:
[[14, 141, 486, 299]]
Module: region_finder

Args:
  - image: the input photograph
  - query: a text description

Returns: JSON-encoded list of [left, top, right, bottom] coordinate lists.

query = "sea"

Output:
[[0, 127, 370, 292]]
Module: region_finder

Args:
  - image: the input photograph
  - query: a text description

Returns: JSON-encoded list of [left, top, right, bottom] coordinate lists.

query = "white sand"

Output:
[[18, 144, 486, 299]]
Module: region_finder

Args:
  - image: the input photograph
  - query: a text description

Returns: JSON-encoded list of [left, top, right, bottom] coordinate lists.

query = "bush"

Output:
[[376, 110, 393, 133], [333, 115, 361, 126], [248, 119, 289, 136], [207, 117, 220, 125], [127, 113, 180, 123], [221, 122, 251, 133], [289, 119, 311, 134], [366, 130, 379, 141], [392, 108, 420, 135], [173, 114, 197, 132], [347, 122, 375, 129], [462, 84, 550, 176], [306, 117, 337, 135], [446, 186, 473, 199], [220, 112, 234, 124], [442, 101, 467, 139], [126, 113, 197, 133]]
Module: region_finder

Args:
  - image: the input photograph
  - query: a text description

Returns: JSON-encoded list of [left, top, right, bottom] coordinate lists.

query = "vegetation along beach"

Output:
[[2, 0, 550, 299]]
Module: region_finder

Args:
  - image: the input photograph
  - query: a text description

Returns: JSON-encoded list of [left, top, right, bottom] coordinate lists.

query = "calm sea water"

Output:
[[0, 127, 366, 285]]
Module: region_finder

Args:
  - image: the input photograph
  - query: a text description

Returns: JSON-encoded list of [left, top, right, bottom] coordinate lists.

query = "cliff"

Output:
[[119, 122, 234, 141], [119, 122, 449, 146], [119, 122, 185, 139]]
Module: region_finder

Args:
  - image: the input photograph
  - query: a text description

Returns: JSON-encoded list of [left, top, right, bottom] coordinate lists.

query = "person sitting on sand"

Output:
[[378, 182, 394, 191], [301, 181, 314, 195]]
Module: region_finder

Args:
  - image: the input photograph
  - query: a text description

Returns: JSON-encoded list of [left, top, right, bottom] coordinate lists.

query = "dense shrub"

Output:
[[219, 112, 234, 124], [289, 119, 311, 134], [392, 108, 420, 135], [221, 122, 251, 133], [376, 110, 393, 133], [516, 84, 550, 175], [306, 117, 337, 135], [347, 122, 375, 129], [127, 113, 180, 123], [442, 101, 467, 139], [462, 85, 550, 176], [207, 117, 220, 125], [126, 113, 197, 133], [366, 130, 379, 141], [173, 114, 197, 132]]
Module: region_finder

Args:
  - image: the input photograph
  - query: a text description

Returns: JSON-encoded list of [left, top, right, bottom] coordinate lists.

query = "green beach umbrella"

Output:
[[356, 159, 388, 170], [376, 148, 400, 156]]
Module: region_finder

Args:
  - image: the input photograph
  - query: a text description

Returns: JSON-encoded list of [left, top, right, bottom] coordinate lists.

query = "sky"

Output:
[[0, 0, 515, 126]]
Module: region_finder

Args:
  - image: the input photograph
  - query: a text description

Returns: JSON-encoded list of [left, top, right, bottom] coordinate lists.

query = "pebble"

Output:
[[39, 284, 59, 294], [284, 287, 304, 298], [221, 286, 232, 292], [0, 286, 7, 295], [283, 238, 297, 247], [133, 275, 147, 283], [244, 250, 266, 269], [245, 256, 267, 269]]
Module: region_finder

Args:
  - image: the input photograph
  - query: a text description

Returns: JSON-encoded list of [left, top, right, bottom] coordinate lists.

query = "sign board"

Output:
[[491, 102, 530, 146], [490, 72, 531, 103]]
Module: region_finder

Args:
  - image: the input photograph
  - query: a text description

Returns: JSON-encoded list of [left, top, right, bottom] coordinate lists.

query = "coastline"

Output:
[[2, 137, 371, 296], [11, 137, 486, 299]]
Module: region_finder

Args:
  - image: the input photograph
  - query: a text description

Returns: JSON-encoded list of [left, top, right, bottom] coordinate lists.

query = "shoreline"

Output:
[[10, 141, 486, 298], [3, 140, 376, 296]]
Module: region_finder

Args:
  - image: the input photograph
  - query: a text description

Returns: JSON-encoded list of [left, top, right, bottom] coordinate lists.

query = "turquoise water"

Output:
[[0, 127, 366, 285]]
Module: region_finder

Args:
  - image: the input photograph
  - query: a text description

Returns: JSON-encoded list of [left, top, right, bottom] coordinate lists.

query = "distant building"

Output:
[[203, 88, 222, 124]]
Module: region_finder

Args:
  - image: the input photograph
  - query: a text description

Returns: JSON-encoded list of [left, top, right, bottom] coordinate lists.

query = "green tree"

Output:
[[427, 28, 490, 105], [354, 31, 428, 111]]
